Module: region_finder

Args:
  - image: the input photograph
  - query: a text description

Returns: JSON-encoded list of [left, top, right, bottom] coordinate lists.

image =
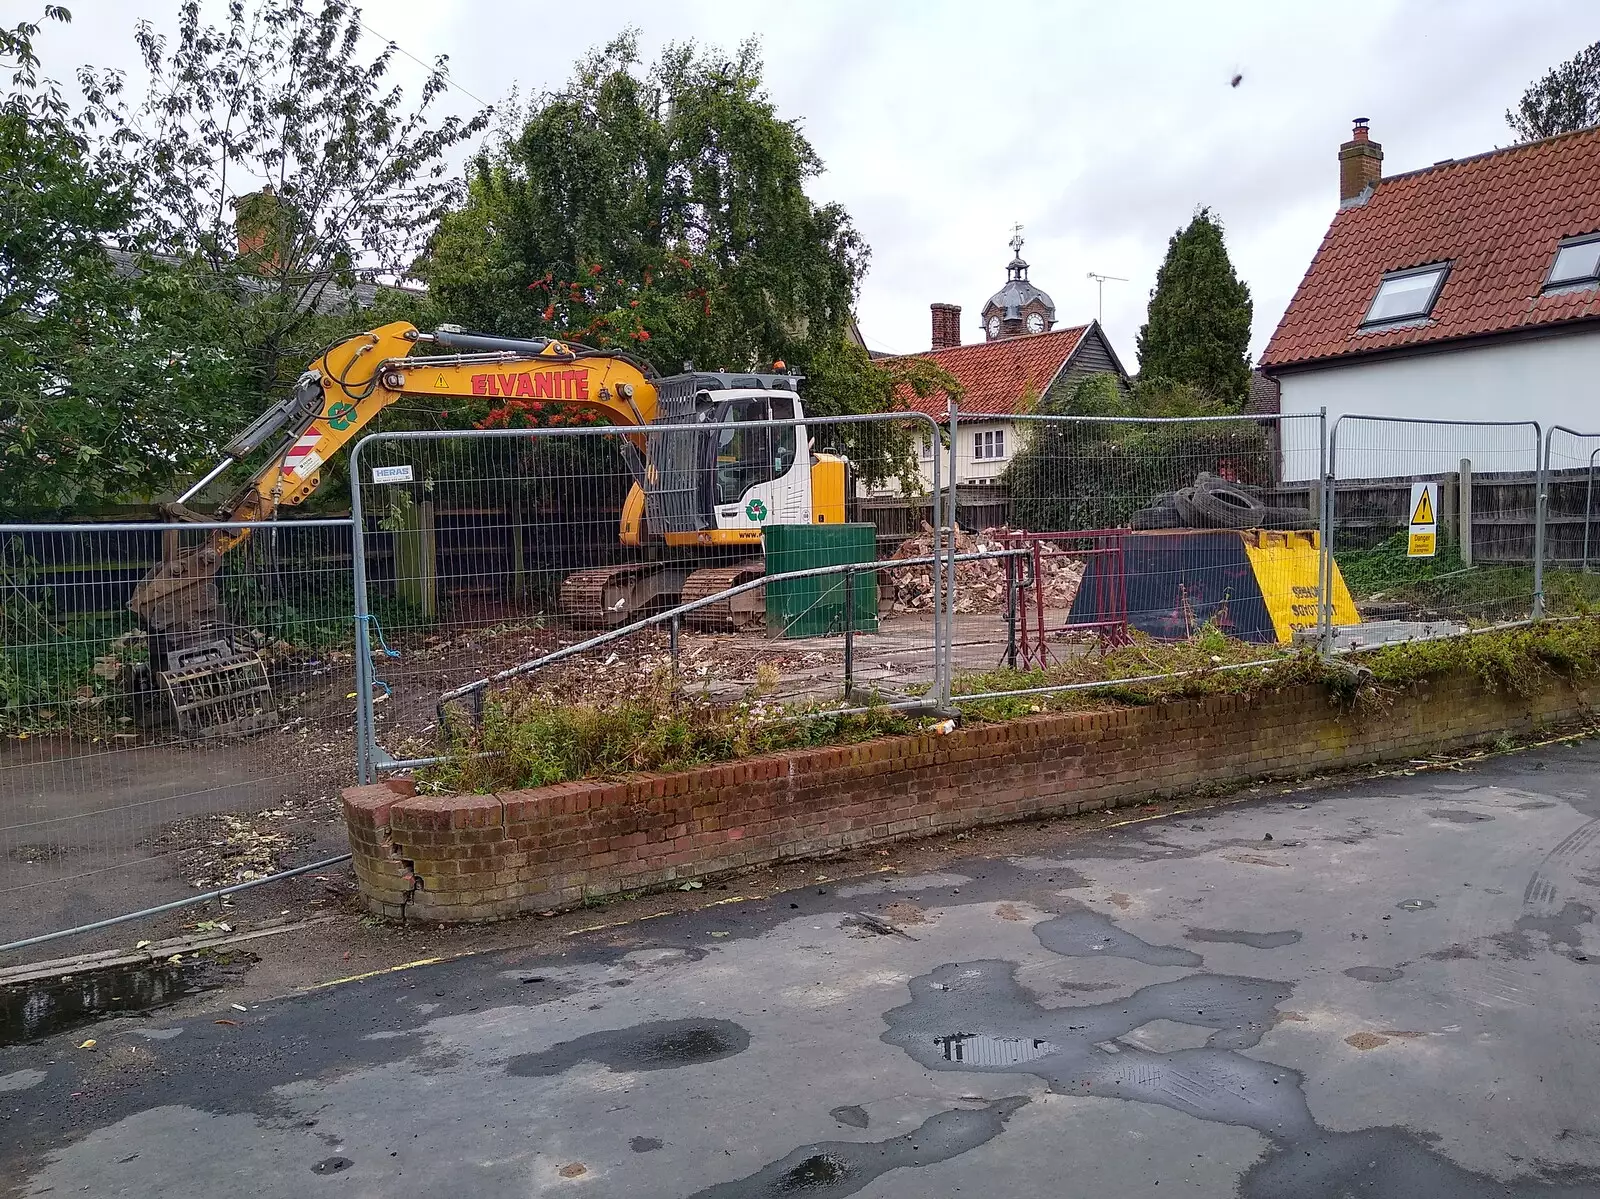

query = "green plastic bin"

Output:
[[763, 523, 879, 638]]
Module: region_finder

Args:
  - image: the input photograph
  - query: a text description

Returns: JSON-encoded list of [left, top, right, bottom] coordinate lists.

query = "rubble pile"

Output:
[[885, 525, 1086, 615]]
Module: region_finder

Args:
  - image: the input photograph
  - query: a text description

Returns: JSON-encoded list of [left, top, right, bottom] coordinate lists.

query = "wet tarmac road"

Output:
[[6, 739, 1600, 1196]]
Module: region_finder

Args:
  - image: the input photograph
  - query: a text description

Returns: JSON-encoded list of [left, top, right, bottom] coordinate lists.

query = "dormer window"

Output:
[[1545, 235, 1600, 290], [1362, 263, 1449, 327]]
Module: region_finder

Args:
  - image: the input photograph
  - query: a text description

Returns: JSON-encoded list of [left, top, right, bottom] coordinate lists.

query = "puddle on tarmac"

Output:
[[506, 1018, 750, 1077], [1185, 928, 1303, 950], [683, 1097, 1029, 1199], [1343, 966, 1405, 983], [779, 1154, 850, 1190], [828, 1105, 868, 1129], [935, 1034, 1058, 1065], [874, 912, 1600, 1198], [1396, 899, 1437, 912], [1033, 909, 1203, 967], [1428, 809, 1496, 824]]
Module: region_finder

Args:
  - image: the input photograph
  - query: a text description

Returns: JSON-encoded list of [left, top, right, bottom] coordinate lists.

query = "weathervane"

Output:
[[1009, 223, 1025, 257]]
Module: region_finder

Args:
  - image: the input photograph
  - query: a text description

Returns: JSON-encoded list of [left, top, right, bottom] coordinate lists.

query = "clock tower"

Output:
[[981, 228, 1056, 341]]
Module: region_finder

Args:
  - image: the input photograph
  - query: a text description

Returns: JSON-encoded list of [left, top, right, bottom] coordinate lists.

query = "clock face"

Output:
[[1026, 312, 1046, 333], [986, 315, 1001, 337]]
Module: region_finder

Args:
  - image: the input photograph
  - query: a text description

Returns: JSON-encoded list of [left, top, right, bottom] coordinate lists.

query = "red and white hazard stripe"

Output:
[[280, 430, 324, 478]]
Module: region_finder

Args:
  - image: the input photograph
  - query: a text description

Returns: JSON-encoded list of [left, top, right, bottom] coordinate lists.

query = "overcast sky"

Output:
[[36, 1, 1600, 367]]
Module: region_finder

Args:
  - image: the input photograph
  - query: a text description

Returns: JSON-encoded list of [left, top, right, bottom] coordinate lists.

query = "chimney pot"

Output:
[[930, 302, 962, 350], [1338, 117, 1383, 204]]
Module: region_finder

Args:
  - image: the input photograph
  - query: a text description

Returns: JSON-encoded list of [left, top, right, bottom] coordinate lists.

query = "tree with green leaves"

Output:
[[1134, 207, 1253, 411], [90, 0, 488, 399], [423, 34, 950, 489], [1508, 41, 1600, 141], [0, 6, 211, 511]]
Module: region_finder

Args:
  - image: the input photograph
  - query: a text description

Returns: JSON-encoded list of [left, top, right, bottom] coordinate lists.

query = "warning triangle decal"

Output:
[[1411, 488, 1434, 525], [435, 373, 449, 389]]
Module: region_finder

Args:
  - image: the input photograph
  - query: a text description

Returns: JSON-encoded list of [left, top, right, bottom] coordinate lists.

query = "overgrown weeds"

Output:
[[426, 673, 914, 794]]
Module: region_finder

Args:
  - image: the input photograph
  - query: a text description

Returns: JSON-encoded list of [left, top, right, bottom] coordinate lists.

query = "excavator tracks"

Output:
[[558, 565, 692, 627], [678, 560, 766, 631]]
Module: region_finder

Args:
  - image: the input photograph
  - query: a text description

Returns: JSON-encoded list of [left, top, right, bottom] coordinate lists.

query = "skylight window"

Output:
[[1546, 236, 1600, 290], [1362, 264, 1449, 326]]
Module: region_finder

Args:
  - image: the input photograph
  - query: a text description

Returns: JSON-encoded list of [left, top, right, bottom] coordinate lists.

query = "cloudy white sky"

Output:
[[36, 1, 1600, 367]]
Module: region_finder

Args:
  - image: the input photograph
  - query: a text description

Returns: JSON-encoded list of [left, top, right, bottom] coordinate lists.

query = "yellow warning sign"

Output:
[[1410, 487, 1434, 526], [434, 373, 449, 388], [1407, 481, 1438, 559]]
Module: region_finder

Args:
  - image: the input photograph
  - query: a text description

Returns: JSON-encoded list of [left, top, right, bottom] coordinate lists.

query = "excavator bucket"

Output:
[[158, 640, 278, 740]]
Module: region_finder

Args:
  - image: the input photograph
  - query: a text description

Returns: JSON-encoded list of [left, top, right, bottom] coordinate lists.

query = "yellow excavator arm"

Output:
[[216, 322, 660, 543], [130, 321, 663, 636]]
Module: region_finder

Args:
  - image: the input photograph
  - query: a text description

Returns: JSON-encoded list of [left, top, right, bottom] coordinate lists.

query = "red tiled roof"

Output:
[[1261, 125, 1600, 370], [889, 324, 1090, 418]]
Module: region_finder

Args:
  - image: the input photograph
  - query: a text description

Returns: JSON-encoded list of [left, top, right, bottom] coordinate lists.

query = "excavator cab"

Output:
[[642, 372, 815, 546]]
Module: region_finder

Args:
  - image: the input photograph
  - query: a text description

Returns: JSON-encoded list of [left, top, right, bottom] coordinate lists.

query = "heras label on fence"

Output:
[[1408, 481, 1438, 558], [371, 464, 414, 484]]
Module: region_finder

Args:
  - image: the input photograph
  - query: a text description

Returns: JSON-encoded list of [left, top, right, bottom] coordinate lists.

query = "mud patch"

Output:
[[1343, 966, 1404, 983], [1108, 892, 1133, 910], [506, 1018, 750, 1077], [683, 1097, 1028, 1198], [1424, 944, 1478, 961], [1515, 801, 1558, 811], [1345, 1032, 1389, 1050], [1185, 928, 1302, 950], [879, 901, 929, 927], [994, 903, 1025, 922], [828, 1105, 868, 1129]]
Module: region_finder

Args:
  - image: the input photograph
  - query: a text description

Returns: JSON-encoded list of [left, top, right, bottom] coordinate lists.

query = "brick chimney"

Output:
[[1339, 118, 1383, 204], [930, 302, 962, 350], [233, 184, 286, 268]]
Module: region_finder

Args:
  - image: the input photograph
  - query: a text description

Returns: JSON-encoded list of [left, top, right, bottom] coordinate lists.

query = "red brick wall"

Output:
[[344, 673, 1598, 922]]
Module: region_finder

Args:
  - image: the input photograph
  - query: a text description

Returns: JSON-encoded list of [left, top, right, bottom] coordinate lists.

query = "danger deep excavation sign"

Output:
[[1408, 481, 1438, 558]]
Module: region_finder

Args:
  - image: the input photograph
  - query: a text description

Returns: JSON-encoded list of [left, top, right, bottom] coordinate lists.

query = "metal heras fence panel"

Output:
[[1328, 416, 1544, 626], [1540, 427, 1600, 620], [938, 409, 1332, 692], [0, 518, 357, 951], [345, 412, 949, 785]]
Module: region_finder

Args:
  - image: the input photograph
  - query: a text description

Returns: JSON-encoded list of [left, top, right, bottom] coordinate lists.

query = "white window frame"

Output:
[[972, 428, 1006, 461]]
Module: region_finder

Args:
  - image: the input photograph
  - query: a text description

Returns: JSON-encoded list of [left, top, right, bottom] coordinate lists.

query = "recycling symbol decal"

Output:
[[327, 401, 358, 430], [745, 497, 769, 522]]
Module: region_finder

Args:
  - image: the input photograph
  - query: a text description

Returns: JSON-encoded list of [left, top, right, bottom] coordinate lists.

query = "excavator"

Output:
[[128, 320, 851, 737]]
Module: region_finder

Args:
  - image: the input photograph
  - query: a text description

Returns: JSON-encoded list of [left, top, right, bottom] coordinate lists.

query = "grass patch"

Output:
[[1335, 533, 1600, 621]]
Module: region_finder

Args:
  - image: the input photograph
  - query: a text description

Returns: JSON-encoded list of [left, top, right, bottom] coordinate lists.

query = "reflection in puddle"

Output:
[[936, 1033, 1058, 1066]]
